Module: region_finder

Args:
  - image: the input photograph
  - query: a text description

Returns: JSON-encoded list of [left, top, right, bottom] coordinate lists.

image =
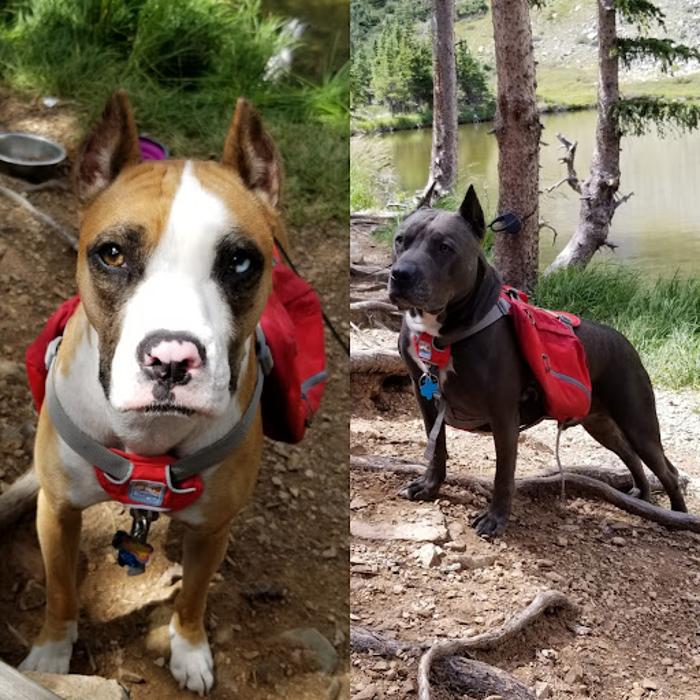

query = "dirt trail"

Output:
[[0, 91, 349, 699], [350, 223, 700, 700]]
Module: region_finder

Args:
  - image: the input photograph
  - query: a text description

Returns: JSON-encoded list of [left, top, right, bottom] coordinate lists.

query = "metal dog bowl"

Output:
[[0, 132, 66, 182]]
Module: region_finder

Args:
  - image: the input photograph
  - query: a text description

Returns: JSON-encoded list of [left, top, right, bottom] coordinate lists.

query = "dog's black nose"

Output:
[[390, 265, 412, 285], [137, 331, 206, 387]]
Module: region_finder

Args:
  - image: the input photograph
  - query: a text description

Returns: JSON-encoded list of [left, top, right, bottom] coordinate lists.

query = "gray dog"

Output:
[[388, 186, 687, 537]]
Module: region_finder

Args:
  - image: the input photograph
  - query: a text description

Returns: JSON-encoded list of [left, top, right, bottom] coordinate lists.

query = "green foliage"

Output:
[[616, 96, 700, 136], [616, 37, 700, 74], [534, 267, 700, 389], [455, 40, 493, 111], [0, 0, 348, 225], [350, 136, 396, 211], [613, 0, 665, 28], [351, 1, 493, 122], [456, 0, 487, 18]]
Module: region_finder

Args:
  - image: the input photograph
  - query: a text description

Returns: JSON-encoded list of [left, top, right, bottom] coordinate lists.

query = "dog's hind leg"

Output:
[[169, 521, 230, 695], [19, 489, 81, 673], [581, 414, 651, 501], [609, 409, 687, 513]]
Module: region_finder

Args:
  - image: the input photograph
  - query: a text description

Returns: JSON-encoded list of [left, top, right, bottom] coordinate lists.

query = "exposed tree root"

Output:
[[351, 454, 700, 532], [351, 590, 575, 700]]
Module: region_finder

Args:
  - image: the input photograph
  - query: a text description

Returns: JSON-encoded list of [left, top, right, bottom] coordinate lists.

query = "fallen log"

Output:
[[350, 348, 404, 375], [434, 657, 536, 700]]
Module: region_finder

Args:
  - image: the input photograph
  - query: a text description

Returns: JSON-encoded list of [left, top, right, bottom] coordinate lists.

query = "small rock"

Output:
[[611, 536, 626, 546], [642, 678, 659, 691], [353, 683, 378, 700], [277, 627, 338, 674], [415, 543, 442, 568], [19, 579, 46, 611], [118, 668, 144, 683], [535, 681, 551, 699], [214, 623, 234, 646], [24, 672, 128, 700], [351, 516, 447, 543]]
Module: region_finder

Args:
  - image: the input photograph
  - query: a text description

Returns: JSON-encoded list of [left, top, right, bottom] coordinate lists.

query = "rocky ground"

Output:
[[0, 89, 349, 699], [350, 222, 700, 700]]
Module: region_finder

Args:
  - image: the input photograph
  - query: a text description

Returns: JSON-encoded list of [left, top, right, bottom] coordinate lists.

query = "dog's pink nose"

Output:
[[143, 340, 203, 370], [137, 331, 206, 387]]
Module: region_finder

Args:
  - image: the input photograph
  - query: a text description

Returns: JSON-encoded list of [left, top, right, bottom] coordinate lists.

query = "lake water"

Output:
[[370, 110, 700, 275]]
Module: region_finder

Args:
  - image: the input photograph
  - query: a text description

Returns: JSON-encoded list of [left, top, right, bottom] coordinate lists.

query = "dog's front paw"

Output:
[[471, 509, 508, 538], [399, 475, 441, 501], [19, 621, 77, 674], [169, 621, 214, 696]]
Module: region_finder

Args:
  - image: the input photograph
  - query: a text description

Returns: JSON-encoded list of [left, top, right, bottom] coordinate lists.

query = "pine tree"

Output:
[[547, 0, 700, 272]]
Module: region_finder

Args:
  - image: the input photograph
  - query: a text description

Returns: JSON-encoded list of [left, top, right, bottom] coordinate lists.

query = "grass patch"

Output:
[[0, 0, 348, 226], [350, 136, 397, 211], [534, 266, 700, 389]]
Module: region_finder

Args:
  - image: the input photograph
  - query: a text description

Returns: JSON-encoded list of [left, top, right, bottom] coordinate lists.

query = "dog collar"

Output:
[[45, 326, 272, 506]]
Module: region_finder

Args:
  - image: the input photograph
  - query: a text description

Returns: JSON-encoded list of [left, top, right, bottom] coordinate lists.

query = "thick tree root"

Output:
[[351, 590, 574, 700], [350, 454, 700, 532]]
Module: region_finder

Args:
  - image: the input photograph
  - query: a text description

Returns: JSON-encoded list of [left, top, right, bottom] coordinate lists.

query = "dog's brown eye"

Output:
[[98, 243, 125, 268], [395, 235, 404, 246]]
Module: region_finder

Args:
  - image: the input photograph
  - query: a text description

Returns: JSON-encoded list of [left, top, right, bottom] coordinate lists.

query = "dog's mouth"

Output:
[[134, 403, 197, 416]]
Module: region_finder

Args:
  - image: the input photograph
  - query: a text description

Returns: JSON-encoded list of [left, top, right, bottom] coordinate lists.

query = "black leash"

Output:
[[274, 237, 350, 356]]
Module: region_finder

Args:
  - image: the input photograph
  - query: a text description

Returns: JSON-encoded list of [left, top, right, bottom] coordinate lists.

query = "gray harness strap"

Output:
[[46, 328, 270, 484], [421, 297, 511, 464], [442, 297, 510, 345]]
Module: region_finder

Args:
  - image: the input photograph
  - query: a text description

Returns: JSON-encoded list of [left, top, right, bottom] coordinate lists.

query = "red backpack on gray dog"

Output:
[[25, 247, 327, 444], [502, 286, 591, 422]]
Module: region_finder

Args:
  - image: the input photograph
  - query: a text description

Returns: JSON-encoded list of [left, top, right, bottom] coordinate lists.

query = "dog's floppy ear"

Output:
[[74, 90, 141, 204], [222, 98, 282, 208], [459, 185, 485, 240]]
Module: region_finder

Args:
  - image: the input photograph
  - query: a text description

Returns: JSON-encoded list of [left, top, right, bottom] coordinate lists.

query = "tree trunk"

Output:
[[428, 0, 458, 197], [491, 0, 541, 292], [546, 0, 621, 272]]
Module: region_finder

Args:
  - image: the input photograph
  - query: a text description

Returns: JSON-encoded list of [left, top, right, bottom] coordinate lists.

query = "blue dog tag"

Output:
[[419, 373, 439, 400]]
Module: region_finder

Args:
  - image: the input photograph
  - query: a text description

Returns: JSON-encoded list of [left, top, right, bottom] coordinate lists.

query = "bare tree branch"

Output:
[[553, 132, 581, 194]]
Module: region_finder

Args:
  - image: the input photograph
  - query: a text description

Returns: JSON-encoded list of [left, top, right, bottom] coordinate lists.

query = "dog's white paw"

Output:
[[19, 621, 77, 674], [169, 620, 214, 696]]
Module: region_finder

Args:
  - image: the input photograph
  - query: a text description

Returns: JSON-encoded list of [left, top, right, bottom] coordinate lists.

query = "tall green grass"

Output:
[[0, 0, 348, 225], [535, 266, 700, 389], [350, 136, 396, 211]]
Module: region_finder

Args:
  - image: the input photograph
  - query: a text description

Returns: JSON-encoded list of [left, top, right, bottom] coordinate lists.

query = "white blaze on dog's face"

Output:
[[74, 92, 282, 416]]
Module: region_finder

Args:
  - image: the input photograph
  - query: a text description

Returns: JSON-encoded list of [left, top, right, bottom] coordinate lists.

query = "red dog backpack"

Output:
[[503, 287, 592, 422], [25, 248, 326, 444]]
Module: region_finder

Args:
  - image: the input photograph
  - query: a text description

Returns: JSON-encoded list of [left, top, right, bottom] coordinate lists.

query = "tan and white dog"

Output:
[[19, 91, 286, 694]]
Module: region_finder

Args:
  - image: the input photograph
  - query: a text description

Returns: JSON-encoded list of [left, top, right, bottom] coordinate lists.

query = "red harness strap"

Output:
[[95, 449, 204, 511]]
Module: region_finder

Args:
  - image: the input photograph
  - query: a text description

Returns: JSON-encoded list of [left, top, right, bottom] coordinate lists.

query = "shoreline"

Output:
[[351, 101, 595, 135]]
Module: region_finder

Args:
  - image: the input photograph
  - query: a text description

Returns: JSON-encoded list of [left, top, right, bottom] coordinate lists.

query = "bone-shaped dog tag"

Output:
[[419, 373, 440, 400]]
